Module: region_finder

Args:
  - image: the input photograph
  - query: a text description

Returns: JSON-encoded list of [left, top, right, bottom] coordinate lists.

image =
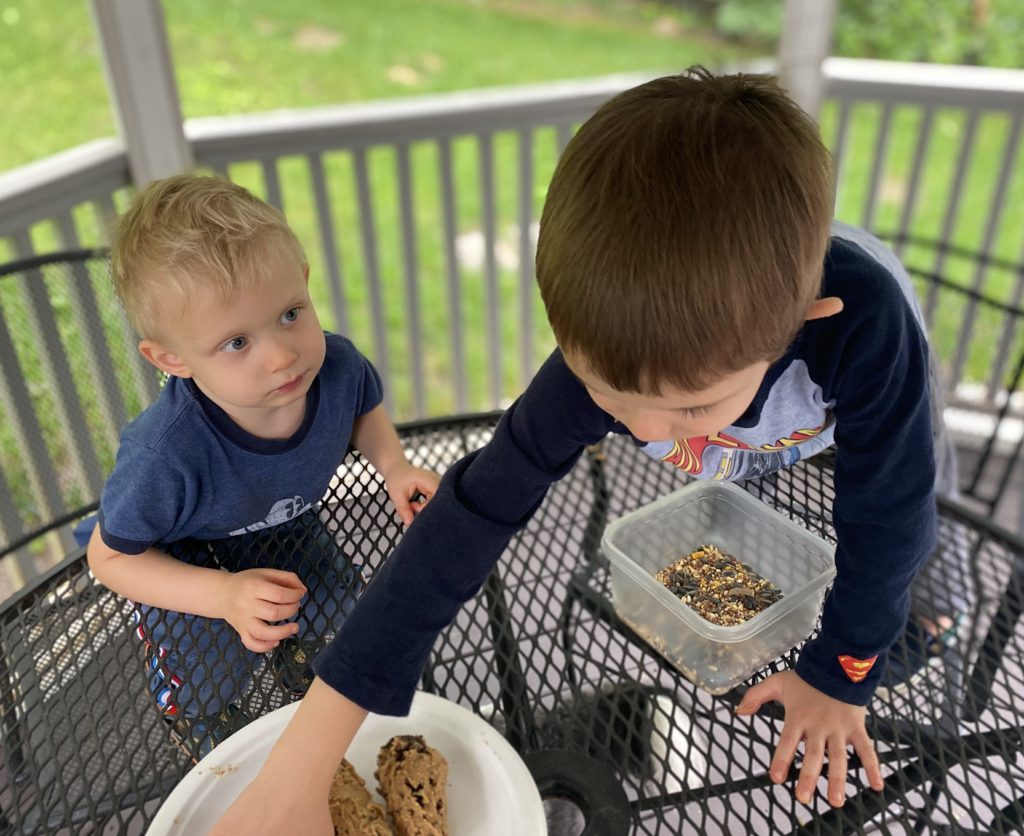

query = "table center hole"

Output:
[[544, 795, 587, 836]]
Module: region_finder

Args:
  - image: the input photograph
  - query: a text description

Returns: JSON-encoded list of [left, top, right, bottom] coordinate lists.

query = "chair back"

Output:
[[0, 249, 160, 560], [889, 234, 1024, 520]]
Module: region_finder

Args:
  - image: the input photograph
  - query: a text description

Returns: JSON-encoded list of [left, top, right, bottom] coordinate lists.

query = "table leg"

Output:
[[963, 560, 1024, 723], [483, 569, 538, 752], [557, 443, 611, 693], [992, 795, 1024, 832], [524, 749, 631, 836]]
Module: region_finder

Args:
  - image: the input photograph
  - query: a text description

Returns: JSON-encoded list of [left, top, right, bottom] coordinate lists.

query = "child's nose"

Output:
[[265, 337, 299, 371], [621, 410, 675, 443]]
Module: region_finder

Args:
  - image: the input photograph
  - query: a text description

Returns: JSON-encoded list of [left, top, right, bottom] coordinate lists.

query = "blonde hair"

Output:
[[111, 175, 306, 339], [537, 68, 834, 394]]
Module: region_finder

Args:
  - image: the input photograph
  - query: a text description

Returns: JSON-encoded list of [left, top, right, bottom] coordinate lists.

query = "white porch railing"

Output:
[[1, 58, 1024, 586], [3, 61, 1023, 413]]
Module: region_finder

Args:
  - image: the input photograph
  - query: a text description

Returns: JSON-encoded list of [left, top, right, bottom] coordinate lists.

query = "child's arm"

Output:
[[87, 526, 306, 652], [209, 678, 365, 836], [350, 404, 440, 526], [736, 259, 937, 806]]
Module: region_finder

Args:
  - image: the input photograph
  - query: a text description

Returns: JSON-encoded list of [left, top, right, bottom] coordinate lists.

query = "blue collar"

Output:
[[187, 376, 321, 454]]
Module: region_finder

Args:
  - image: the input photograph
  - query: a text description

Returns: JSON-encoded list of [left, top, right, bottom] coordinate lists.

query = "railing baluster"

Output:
[[479, 132, 501, 409], [0, 462, 27, 563], [396, 142, 424, 419], [353, 146, 392, 416], [261, 158, 283, 211], [829, 98, 853, 209], [893, 106, 935, 264], [937, 109, 1003, 393], [308, 152, 350, 338], [0, 311, 49, 586], [987, 262, 1024, 405], [12, 231, 104, 500], [93, 194, 162, 413], [556, 123, 573, 157], [0, 259, 68, 531], [861, 103, 893, 232], [924, 108, 980, 345], [438, 138, 467, 414], [54, 211, 129, 453], [517, 128, 535, 392], [975, 114, 1024, 397], [93, 195, 118, 245]]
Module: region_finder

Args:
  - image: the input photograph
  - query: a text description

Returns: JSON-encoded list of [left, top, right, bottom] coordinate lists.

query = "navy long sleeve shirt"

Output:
[[314, 223, 938, 709]]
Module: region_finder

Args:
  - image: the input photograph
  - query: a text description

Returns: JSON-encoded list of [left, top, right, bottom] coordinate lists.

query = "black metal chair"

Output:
[[882, 234, 1024, 525], [0, 417, 475, 834], [0, 249, 159, 577]]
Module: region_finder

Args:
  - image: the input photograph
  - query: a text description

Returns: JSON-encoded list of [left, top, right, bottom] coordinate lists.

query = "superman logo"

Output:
[[837, 654, 878, 683]]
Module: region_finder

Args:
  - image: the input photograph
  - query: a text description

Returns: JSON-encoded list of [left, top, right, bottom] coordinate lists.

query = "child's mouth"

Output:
[[275, 374, 303, 394]]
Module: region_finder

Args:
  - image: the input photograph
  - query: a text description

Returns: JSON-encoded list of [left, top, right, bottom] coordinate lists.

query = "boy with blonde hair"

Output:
[[213, 68, 959, 832], [88, 175, 438, 759]]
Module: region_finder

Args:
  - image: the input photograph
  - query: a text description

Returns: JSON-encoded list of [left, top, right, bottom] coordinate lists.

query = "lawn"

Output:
[[0, 0, 744, 172]]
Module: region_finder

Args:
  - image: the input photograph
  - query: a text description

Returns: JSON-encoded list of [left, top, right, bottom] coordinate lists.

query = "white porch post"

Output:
[[89, 0, 192, 186], [778, 0, 839, 119]]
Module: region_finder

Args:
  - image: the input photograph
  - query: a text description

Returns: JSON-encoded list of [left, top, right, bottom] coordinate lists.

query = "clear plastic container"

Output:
[[601, 481, 836, 694]]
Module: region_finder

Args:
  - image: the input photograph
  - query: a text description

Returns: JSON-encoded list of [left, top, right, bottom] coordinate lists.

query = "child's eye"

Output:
[[678, 403, 714, 417], [280, 307, 301, 325], [220, 336, 248, 353]]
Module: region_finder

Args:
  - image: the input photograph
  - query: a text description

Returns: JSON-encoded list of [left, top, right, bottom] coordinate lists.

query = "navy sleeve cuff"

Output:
[[795, 634, 888, 706], [96, 512, 153, 555], [356, 354, 384, 416]]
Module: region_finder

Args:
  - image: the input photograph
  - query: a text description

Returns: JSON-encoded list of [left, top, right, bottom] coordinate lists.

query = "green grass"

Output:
[[0, 0, 740, 172]]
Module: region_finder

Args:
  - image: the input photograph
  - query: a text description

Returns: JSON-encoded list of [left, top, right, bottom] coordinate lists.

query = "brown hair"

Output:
[[536, 67, 834, 394], [111, 175, 306, 339]]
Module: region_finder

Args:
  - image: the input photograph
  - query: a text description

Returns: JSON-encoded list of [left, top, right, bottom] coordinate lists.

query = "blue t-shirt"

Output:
[[98, 333, 382, 554]]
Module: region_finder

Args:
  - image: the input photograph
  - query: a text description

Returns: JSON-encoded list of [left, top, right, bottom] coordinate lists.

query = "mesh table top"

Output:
[[1, 413, 1022, 835]]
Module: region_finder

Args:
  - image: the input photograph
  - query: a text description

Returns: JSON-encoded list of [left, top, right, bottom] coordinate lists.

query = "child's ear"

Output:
[[138, 340, 193, 378], [302, 263, 310, 283]]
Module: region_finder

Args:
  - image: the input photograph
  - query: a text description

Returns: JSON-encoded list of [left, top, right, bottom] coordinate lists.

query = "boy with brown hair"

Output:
[[87, 175, 438, 759], [213, 68, 957, 832]]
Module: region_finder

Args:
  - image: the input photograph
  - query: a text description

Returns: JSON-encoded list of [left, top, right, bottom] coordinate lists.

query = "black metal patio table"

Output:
[[1, 412, 1023, 835]]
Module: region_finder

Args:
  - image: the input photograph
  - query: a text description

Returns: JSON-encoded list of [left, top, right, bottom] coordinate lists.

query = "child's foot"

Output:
[[270, 636, 322, 697], [875, 610, 965, 702], [917, 612, 963, 649], [165, 703, 252, 762]]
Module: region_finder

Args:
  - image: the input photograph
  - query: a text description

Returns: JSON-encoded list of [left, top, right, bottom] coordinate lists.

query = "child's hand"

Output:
[[218, 568, 307, 653], [210, 678, 365, 836], [735, 670, 884, 807], [383, 464, 440, 527], [209, 772, 333, 836]]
